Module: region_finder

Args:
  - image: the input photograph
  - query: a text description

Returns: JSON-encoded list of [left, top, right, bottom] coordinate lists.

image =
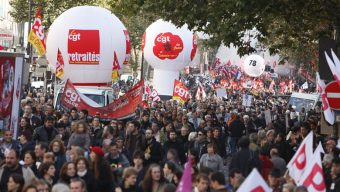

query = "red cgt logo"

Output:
[[68, 29, 100, 65], [153, 32, 183, 60]]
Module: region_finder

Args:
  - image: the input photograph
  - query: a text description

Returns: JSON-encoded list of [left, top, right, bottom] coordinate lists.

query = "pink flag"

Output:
[[287, 131, 314, 183], [324, 50, 340, 87], [236, 169, 272, 192], [176, 157, 192, 192], [316, 72, 335, 125], [298, 142, 326, 191]]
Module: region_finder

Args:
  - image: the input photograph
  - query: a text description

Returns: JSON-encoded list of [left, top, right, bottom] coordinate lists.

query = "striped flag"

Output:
[[55, 48, 64, 79], [28, 7, 46, 56]]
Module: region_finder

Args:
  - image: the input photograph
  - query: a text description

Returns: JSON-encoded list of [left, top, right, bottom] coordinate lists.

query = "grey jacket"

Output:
[[67, 133, 91, 150], [199, 153, 224, 171]]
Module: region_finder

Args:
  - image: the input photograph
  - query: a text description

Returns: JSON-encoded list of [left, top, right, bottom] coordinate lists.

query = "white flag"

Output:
[[315, 142, 325, 155], [301, 81, 308, 89], [149, 89, 161, 102], [324, 50, 340, 86], [196, 82, 206, 100], [287, 131, 314, 183], [298, 141, 326, 192], [237, 169, 272, 192], [316, 72, 335, 125]]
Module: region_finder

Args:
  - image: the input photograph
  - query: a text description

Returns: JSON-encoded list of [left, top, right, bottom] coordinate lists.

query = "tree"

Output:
[[9, 0, 97, 27], [109, 0, 340, 66]]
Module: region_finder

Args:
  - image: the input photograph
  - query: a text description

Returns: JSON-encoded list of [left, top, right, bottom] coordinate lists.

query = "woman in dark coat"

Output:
[[76, 157, 95, 192], [89, 146, 114, 192]]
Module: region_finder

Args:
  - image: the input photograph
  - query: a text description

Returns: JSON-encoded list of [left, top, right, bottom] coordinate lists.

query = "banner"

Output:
[[0, 54, 23, 138], [172, 79, 190, 104], [61, 79, 143, 119], [28, 7, 46, 56]]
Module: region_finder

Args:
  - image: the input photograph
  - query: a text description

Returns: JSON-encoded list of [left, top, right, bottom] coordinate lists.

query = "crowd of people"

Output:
[[0, 77, 339, 192]]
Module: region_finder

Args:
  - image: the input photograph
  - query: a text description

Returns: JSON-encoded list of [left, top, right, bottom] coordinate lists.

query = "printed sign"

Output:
[[153, 32, 183, 60], [68, 29, 100, 65]]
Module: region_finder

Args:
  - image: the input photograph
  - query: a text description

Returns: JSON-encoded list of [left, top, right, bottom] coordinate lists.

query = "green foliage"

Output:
[[9, 0, 97, 27], [107, 0, 340, 65]]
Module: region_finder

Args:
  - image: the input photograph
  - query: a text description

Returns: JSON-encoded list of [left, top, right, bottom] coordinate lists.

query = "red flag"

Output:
[[145, 84, 151, 95], [173, 80, 190, 104], [112, 51, 121, 82], [28, 7, 46, 56], [123, 30, 131, 65], [56, 48, 64, 79]]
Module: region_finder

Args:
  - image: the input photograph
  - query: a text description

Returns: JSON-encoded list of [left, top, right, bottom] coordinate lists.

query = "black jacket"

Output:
[[229, 148, 261, 177], [143, 138, 163, 166], [33, 126, 58, 143], [164, 139, 186, 164], [78, 170, 95, 192], [229, 118, 246, 138]]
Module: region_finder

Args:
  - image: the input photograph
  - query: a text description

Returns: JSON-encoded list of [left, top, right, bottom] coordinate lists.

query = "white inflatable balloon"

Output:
[[243, 54, 265, 77], [142, 20, 196, 96], [142, 19, 197, 71], [46, 6, 129, 84]]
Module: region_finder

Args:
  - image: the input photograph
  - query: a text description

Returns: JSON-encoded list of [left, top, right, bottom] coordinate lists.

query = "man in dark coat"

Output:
[[164, 130, 185, 164], [229, 136, 261, 177], [228, 115, 246, 155], [330, 157, 340, 192], [125, 121, 145, 156], [143, 129, 163, 166], [33, 116, 58, 143]]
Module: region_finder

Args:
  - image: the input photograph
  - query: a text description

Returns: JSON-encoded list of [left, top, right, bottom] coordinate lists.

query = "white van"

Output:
[[54, 85, 114, 111], [287, 92, 320, 112]]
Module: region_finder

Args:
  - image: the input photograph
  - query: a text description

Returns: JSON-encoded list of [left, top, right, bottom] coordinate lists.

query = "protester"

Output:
[[140, 164, 167, 192], [3, 70, 334, 191], [0, 149, 36, 191], [7, 173, 25, 192], [75, 157, 95, 192]]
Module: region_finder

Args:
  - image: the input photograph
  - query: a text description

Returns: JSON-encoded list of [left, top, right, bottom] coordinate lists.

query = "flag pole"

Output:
[[27, 0, 33, 64]]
